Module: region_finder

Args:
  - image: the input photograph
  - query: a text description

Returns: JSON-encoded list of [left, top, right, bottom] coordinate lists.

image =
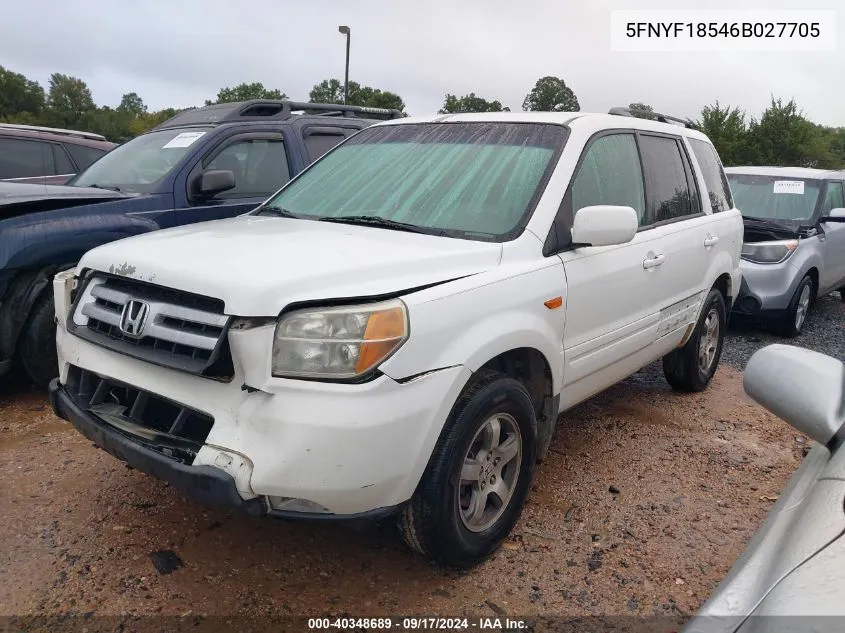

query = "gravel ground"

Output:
[[722, 291, 845, 369], [0, 296, 841, 629]]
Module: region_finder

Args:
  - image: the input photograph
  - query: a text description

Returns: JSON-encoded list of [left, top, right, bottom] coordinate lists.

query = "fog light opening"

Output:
[[266, 496, 331, 514]]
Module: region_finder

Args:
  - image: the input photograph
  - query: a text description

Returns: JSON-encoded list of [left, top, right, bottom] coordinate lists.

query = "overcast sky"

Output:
[[0, 0, 842, 125]]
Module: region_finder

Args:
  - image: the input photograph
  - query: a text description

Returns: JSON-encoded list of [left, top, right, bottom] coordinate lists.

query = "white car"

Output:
[[49, 109, 743, 567]]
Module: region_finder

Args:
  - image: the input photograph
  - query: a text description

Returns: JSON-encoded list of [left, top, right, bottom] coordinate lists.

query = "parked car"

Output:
[[0, 123, 116, 184], [726, 166, 845, 337], [683, 344, 845, 633], [0, 100, 403, 388], [49, 108, 743, 567]]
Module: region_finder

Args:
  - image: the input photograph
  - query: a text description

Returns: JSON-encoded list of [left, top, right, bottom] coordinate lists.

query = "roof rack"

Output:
[[0, 122, 108, 141], [153, 99, 405, 130], [608, 107, 697, 129]]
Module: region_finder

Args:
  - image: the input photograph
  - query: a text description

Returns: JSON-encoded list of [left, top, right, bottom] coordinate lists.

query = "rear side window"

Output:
[[53, 144, 76, 174], [571, 133, 646, 225], [0, 138, 54, 178], [821, 181, 845, 213], [689, 138, 733, 213], [304, 130, 347, 161], [65, 143, 108, 170], [638, 135, 695, 224]]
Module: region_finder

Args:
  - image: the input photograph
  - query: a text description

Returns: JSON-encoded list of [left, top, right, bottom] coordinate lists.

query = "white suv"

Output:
[[50, 110, 743, 567]]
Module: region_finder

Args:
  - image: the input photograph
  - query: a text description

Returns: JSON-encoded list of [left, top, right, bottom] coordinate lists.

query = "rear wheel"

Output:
[[662, 289, 726, 392], [18, 288, 58, 390], [398, 369, 536, 567], [777, 275, 813, 338]]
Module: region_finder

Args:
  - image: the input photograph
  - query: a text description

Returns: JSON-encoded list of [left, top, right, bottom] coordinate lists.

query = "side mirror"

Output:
[[196, 169, 235, 197], [820, 207, 845, 223], [571, 205, 639, 247], [744, 344, 844, 445]]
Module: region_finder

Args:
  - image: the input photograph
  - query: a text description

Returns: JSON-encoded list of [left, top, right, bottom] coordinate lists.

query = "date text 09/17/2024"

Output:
[[307, 617, 529, 630]]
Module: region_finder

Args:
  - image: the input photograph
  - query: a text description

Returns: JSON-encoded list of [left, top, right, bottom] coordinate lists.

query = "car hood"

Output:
[[78, 215, 503, 315], [0, 181, 129, 217]]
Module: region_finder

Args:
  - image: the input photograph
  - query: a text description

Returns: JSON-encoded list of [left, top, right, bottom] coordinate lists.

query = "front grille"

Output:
[[69, 274, 234, 380], [65, 365, 214, 463]]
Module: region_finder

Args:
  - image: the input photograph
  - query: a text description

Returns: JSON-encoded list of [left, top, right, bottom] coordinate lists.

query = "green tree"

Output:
[[438, 93, 508, 114], [628, 102, 656, 120], [205, 82, 286, 105], [697, 101, 749, 166], [747, 97, 833, 168], [522, 76, 579, 112], [309, 78, 405, 112], [0, 66, 45, 118], [46, 73, 95, 127], [118, 92, 147, 117]]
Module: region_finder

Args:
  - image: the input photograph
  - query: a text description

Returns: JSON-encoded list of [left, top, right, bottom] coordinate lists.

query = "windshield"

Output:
[[727, 173, 822, 223], [258, 122, 567, 241], [71, 127, 212, 193]]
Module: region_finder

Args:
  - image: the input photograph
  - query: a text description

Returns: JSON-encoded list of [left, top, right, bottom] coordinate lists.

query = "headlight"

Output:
[[741, 239, 799, 264], [271, 299, 408, 379]]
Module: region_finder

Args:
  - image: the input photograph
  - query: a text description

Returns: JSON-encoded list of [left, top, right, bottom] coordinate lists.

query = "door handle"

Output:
[[704, 235, 719, 248], [643, 254, 666, 269]]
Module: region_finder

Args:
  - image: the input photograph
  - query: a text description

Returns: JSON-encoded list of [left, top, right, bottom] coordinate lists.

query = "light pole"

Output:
[[338, 25, 350, 105]]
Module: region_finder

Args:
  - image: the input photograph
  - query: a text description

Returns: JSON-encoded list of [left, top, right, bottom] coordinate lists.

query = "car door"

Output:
[[817, 180, 845, 293], [178, 132, 292, 224], [634, 133, 714, 357], [556, 132, 669, 408]]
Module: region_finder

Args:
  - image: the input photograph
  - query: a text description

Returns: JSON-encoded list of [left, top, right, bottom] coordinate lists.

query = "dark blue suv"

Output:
[[0, 100, 403, 387]]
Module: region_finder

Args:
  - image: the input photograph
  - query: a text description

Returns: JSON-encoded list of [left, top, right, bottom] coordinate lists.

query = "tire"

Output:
[[662, 289, 726, 393], [398, 369, 537, 568], [839, 288, 845, 302], [18, 288, 58, 390], [777, 275, 813, 338]]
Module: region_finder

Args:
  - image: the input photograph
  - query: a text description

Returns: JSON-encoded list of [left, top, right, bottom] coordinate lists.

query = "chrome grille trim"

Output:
[[68, 274, 234, 379]]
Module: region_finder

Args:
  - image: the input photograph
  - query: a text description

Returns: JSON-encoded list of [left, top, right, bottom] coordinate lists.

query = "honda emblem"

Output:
[[119, 300, 150, 338]]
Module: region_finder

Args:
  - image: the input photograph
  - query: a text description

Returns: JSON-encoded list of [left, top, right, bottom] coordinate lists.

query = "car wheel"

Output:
[[839, 287, 845, 302], [778, 275, 814, 338], [398, 369, 537, 568], [18, 288, 58, 390], [662, 289, 726, 393]]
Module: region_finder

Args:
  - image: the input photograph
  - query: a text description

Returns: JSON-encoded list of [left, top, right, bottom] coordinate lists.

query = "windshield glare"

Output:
[[259, 122, 566, 240], [727, 174, 822, 223], [71, 127, 212, 193]]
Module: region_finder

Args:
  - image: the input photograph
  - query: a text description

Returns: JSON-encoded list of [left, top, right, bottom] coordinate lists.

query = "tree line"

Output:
[[1, 64, 842, 169]]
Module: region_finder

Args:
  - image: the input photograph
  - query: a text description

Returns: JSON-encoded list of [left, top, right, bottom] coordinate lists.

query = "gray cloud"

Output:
[[0, 0, 841, 124]]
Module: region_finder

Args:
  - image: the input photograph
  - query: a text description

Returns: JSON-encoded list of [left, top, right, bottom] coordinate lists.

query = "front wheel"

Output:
[[18, 288, 58, 390], [399, 370, 537, 568], [777, 275, 814, 338], [662, 289, 726, 393]]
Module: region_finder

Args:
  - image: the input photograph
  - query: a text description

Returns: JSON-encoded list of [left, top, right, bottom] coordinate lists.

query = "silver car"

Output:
[[684, 344, 845, 633], [726, 167, 845, 336]]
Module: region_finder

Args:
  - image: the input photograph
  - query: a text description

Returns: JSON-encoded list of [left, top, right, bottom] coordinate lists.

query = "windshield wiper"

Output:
[[316, 215, 433, 234], [253, 206, 301, 218], [87, 184, 121, 192]]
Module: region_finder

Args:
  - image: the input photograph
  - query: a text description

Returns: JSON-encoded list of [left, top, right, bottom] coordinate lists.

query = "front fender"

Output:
[[380, 264, 566, 392]]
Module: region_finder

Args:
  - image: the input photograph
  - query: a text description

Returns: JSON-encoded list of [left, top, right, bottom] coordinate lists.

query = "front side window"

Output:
[[72, 127, 213, 193], [571, 133, 645, 225], [639, 135, 696, 224], [689, 138, 733, 213], [203, 138, 289, 197], [259, 122, 567, 241], [821, 181, 845, 214], [726, 173, 822, 223], [0, 138, 53, 178]]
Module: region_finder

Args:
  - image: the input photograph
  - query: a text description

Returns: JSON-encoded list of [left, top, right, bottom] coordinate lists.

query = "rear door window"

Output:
[[53, 144, 76, 175], [689, 138, 733, 213], [0, 137, 55, 179], [65, 143, 109, 170], [638, 135, 698, 225]]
